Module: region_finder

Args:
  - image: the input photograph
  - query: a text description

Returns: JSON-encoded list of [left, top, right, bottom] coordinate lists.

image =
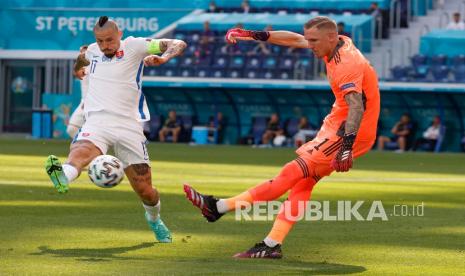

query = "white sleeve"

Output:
[[84, 47, 92, 60], [80, 71, 89, 99], [126, 36, 161, 58]]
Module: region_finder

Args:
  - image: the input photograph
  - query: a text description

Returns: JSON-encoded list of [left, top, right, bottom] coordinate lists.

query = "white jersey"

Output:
[[84, 36, 155, 122]]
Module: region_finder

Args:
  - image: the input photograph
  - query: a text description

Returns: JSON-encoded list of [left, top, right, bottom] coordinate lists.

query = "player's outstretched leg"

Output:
[[45, 141, 102, 194], [183, 184, 224, 222], [233, 242, 282, 259], [45, 155, 69, 193], [145, 212, 172, 243], [233, 176, 318, 259], [125, 164, 172, 243]]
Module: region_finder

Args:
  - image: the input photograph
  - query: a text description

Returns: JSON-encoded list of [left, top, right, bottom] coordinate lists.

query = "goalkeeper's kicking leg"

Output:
[[184, 157, 327, 258], [184, 138, 373, 258], [234, 177, 317, 259], [183, 157, 309, 222]]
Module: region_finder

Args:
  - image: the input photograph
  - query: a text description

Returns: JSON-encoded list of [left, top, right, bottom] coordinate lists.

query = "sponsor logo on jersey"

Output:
[[82, 133, 90, 137], [340, 82, 356, 91], [116, 50, 124, 59]]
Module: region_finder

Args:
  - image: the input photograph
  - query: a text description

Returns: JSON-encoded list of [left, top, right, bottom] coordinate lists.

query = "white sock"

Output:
[[143, 201, 160, 222], [62, 164, 78, 183], [216, 199, 229, 214], [263, 237, 279, 248]]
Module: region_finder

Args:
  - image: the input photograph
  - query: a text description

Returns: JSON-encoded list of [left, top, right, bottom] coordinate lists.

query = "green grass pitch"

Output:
[[1, 138, 464, 275]]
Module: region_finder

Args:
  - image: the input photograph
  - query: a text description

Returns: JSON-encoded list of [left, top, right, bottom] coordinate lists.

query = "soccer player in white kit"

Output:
[[67, 45, 89, 138], [45, 16, 187, 243]]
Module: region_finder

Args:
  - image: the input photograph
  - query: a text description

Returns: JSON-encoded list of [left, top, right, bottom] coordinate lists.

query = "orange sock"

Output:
[[267, 178, 317, 244], [266, 218, 294, 244]]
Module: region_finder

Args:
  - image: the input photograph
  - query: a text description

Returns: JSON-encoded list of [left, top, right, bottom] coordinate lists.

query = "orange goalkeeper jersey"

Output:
[[318, 35, 380, 142]]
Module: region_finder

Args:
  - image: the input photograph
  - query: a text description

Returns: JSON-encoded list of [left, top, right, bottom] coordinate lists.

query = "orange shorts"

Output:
[[294, 132, 375, 181]]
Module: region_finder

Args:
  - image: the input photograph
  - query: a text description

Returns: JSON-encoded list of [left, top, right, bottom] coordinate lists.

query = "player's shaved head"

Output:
[[303, 16, 339, 59], [93, 16, 119, 32], [93, 16, 123, 58], [304, 16, 337, 32]]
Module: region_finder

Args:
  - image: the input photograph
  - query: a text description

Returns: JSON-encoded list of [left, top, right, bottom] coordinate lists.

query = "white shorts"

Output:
[[68, 101, 85, 129], [73, 112, 149, 168]]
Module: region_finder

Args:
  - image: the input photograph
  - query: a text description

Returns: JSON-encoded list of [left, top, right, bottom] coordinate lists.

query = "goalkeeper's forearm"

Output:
[[344, 92, 364, 135], [267, 31, 309, 48]]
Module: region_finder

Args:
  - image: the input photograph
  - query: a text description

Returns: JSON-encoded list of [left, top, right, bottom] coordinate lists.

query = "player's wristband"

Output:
[[341, 132, 356, 151], [147, 39, 162, 55], [251, 31, 270, 41]]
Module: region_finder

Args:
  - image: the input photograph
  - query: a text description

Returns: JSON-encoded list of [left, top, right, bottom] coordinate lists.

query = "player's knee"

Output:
[[66, 125, 79, 138], [69, 141, 100, 168]]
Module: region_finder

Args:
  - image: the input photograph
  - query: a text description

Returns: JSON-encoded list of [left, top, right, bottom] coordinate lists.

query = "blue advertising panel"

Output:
[[0, 0, 196, 50]]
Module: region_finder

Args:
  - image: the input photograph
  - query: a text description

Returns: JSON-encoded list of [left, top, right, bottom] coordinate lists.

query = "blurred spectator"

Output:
[[241, 0, 251, 13], [262, 113, 284, 145], [337, 22, 351, 38], [438, 0, 445, 9], [400, 0, 409, 28], [208, 112, 226, 144], [159, 110, 181, 143], [446, 13, 465, 30], [412, 116, 442, 151], [208, 1, 218, 13], [198, 21, 215, 57], [377, 113, 414, 152], [248, 25, 273, 55], [369, 2, 382, 38], [293, 117, 317, 147], [369, 2, 381, 18]]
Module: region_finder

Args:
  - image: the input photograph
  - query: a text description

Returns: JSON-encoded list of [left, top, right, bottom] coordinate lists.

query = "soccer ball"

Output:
[[88, 155, 124, 188]]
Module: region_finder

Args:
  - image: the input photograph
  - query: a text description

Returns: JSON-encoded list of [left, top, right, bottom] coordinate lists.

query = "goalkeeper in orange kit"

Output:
[[184, 16, 380, 259]]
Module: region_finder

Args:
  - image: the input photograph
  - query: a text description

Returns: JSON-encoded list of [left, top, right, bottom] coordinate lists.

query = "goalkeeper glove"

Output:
[[331, 133, 356, 172], [225, 28, 270, 44]]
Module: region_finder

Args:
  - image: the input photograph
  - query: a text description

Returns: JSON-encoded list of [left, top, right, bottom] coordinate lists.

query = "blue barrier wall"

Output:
[[31, 78, 465, 151], [0, 0, 196, 50], [141, 81, 465, 151], [1, 0, 376, 51]]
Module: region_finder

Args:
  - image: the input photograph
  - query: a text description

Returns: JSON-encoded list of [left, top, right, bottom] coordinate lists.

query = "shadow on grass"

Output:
[[29, 242, 155, 262], [170, 258, 367, 275], [269, 261, 366, 275], [1, 182, 465, 259]]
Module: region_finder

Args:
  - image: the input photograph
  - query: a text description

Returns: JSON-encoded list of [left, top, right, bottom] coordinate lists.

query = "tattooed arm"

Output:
[[331, 91, 365, 172], [159, 39, 187, 59], [143, 39, 187, 67], [344, 92, 365, 135]]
